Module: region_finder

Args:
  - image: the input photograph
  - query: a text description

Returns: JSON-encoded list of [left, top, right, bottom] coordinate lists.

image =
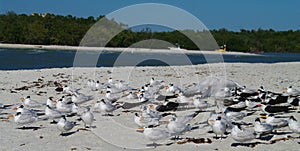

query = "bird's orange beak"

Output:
[[12, 107, 18, 110], [175, 94, 179, 97], [260, 115, 267, 119], [136, 127, 145, 131], [163, 120, 170, 124], [208, 119, 215, 123], [165, 86, 169, 89], [52, 98, 58, 103], [134, 91, 140, 94], [149, 104, 154, 109], [100, 91, 106, 94], [7, 114, 14, 119], [104, 78, 109, 80], [283, 88, 288, 91], [20, 98, 25, 102]]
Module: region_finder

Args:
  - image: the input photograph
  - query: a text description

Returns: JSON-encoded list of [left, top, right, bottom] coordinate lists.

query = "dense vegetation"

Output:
[[0, 12, 299, 52]]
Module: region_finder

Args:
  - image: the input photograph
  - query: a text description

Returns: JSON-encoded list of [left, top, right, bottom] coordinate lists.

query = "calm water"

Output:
[[0, 48, 299, 70]]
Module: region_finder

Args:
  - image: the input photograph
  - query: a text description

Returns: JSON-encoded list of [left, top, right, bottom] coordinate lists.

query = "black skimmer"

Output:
[[258, 104, 294, 113], [264, 95, 288, 105]]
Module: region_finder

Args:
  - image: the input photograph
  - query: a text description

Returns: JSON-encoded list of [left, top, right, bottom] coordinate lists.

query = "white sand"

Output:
[[0, 62, 300, 150], [0, 43, 259, 55]]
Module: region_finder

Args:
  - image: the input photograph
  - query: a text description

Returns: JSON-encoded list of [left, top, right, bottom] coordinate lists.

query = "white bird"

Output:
[[13, 105, 37, 116], [134, 113, 160, 127], [288, 116, 300, 134], [62, 85, 79, 95], [254, 118, 274, 135], [262, 114, 288, 128], [45, 105, 64, 122], [21, 96, 45, 108], [57, 115, 76, 135], [72, 91, 92, 104], [126, 91, 138, 99], [80, 107, 94, 128], [166, 117, 192, 137], [284, 86, 300, 96], [207, 111, 233, 129], [72, 103, 89, 115], [193, 97, 213, 109], [231, 125, 257, 142], [139, 93, 149, 102], [61, 96, 72, 104], [56, 99, 73, 113], [94, 99, 118, 115], [46, 97, 56, 109], [150, 77, 162, 86], [142, 105, 162, 119], [137, 125, 171, 147], [13, 112, 38, 126], [166, 83, 181, 94], [104, 91, 120, 103], [212, 116, 226, 139]]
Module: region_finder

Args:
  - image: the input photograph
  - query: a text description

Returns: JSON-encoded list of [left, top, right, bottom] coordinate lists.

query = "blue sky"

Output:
[[0, 0, 299, 31]]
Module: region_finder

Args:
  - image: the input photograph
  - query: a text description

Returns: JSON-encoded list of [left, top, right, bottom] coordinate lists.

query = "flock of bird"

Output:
[[1, 76, 300, 148]]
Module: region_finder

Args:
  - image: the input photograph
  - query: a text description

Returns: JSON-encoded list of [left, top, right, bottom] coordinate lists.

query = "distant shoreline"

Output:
[[0, 43, 259, 56]]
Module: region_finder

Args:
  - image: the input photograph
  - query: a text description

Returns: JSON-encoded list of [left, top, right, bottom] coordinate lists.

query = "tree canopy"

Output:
[[0, 12, 299, 53]]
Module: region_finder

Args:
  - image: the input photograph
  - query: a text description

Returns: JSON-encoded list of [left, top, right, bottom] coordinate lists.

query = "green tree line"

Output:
[[0, 12, 300, 52]]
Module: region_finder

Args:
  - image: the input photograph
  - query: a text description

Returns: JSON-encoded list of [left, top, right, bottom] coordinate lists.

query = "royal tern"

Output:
[[137, 125, 171, 147], [61, 96, 72, 104], [261, 114, 288, 128], [13, 105, 38, 116], [284, 86, 300, 96], [126, 92, 139, 99], [72, 103, 88, 116], [165, 83, 181, 94], [45, 105, 64, 123], [94, 99, 118, 115], [21, 96, 45, 108], [13, 112, 38, 126], [166, 117, 192, 137], [150, 77, 164, 86], [193, 97, 213, 110], [212, 116, 226, 139], [288, 116, 300, 134], [56, 99, 73, 113], [71, 91, 93, 104], [80, 107, 94, 128], [57, 115, 76, 135], [134, 113, 160, 127], [254, 118, 274, 135], [46, 97, 56, 109], [231, 125, 257, 142]]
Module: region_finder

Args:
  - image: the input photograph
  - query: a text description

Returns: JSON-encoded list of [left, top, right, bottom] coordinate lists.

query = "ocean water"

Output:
[[0, 48, 299, 70]]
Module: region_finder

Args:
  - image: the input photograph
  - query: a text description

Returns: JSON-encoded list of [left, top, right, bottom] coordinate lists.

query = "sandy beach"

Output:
[[0, 62, 300, 151], [0, 43, 259, 56]]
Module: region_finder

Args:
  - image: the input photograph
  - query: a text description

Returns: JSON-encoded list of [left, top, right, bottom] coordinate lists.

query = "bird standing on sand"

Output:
[[288, 116, 300, 134], [21, 96, 45, 108], [254, 118, 274, 135], [80, 107, 94, 128], [137, 125, 171, 147], [284, 86, 300, 96], [57, 115, 76, 135], [231, 125, 257, 142], [13, 112, 38, 127], [212, 116, 226, 139]]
